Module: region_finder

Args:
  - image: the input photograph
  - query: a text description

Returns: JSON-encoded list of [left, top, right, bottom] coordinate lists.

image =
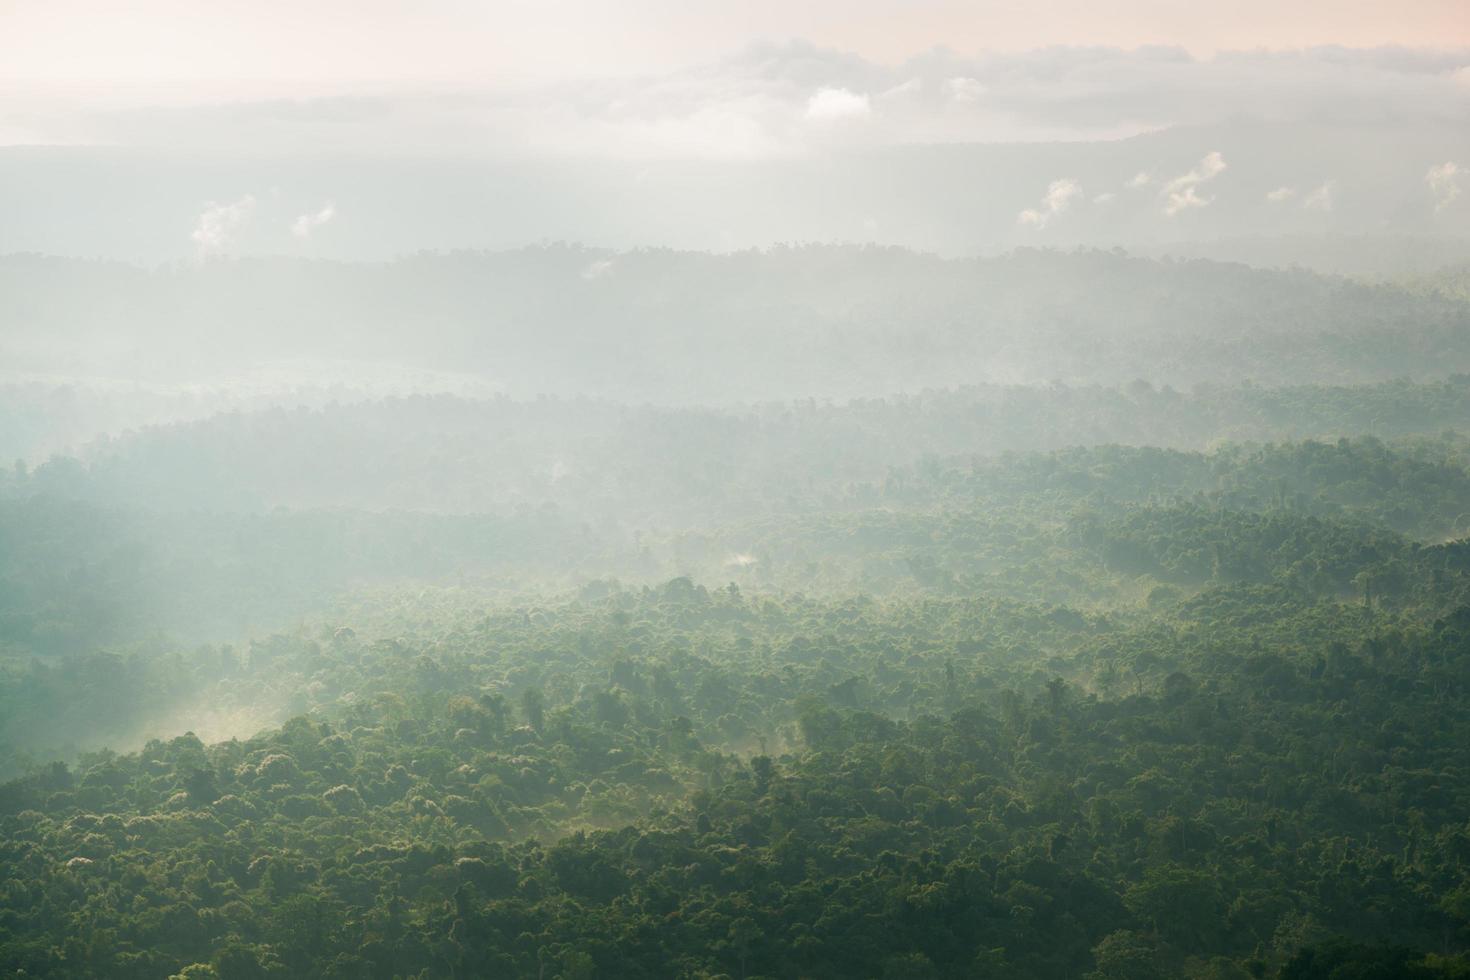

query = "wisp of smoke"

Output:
[[581, 257, 615, 279], [1427, 162, 1462, 211], [291, 202, 337, 238], [191, 195, 256, 251], [1301, 180, 1336, 212], [1018, 177, 1083, 229], [1162, 151, 1227, 216]]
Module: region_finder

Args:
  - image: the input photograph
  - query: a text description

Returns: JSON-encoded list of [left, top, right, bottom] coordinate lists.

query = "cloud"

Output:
[[1126, 171, 1153, 189], [878, 77, 923, 100], [290, 202, 336, 238], [1302, 180, 1336, 212], [1427, 161, 1462, 210], [1161, 151, 1226, 216], [944, 77, 986, 103], [19, 42, 1470, 161], [1265, 186, 1297, 203], [190, 195, 256, 251], [805, 87, 871, 121], [1093, 192, 1116, 205], [1018, 177, 1083, 229]]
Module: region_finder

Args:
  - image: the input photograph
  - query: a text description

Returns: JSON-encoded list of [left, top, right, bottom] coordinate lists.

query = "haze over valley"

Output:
[[4, 3, 1470, 978]]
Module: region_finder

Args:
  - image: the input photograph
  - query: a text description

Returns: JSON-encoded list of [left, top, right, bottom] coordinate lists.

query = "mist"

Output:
[[5, 5, 1470, 978]]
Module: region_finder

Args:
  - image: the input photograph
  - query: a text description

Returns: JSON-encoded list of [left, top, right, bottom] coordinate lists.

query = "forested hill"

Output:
[[10, 8, 1470, 974], [10, 428, 1470, 745], [8, 407, 1470, 975], [4, 245, 1469, 405], [7, 259, 1470, 978], [17, 377, 1470, 515], [6, 572, 1470, 976]]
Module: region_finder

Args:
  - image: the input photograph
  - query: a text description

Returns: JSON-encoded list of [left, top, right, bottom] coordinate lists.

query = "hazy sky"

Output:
[[4, 0, 1469, 96], [1, 0, 1466, 259]]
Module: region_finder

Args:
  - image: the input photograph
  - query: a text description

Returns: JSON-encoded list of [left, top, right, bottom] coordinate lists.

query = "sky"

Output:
[[3, 0, 1469, 96], [0, 0, 1466, 259]]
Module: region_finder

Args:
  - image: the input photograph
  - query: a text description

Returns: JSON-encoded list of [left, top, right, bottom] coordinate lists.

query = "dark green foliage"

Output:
[[6, 386, 1470, 976], [4, 574, 1470, 976]]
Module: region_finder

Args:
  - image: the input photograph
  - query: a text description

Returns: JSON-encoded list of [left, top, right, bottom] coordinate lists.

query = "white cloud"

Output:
[[1265, 186, 1297, 203], [191, 194, 256, 251], [805, 87, 871, 121], [1161, 151, 1226, 216], [1302, 180, 1336, 212], [1126, 171, 1153, 189], [1018, 177, 1083, 229], [1093, 192, 1116, 205], [878, 77, 923, 100], [11, 43, 1470, 161], [1427, 161, 1462, 210], [290, 201, 336, 238], [944, 77, 986, 103]]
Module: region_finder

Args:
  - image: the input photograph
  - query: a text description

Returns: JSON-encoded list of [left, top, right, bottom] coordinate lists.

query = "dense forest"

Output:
[[7, 365, 1470, 976], [8, 581, 1470, 978], [10, 2, 1470, 974], [14, 0, 1470, 975]]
